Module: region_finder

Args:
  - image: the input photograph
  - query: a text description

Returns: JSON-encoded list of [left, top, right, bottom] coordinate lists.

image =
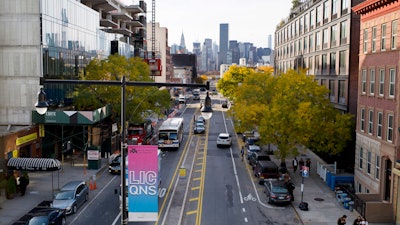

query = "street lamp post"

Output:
[[36, 77, 210, 224]]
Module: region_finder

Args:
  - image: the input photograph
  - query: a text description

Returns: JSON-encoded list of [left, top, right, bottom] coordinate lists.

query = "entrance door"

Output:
[[385, 159, 392, 201]]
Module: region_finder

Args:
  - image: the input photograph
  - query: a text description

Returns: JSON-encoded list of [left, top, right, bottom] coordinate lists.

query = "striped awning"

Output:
[[7, 158, 61, 171]]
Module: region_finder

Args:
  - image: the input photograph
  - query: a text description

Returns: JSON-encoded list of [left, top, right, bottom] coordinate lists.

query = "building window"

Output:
[[315, 55, 320, 73], [331, 25, 337, 46], [367, 151, 371, 174], [323, 28, 329, 49], [381, 24, 386, 51], [332, 0, 338, 16], [359, 147, 363, 169], [340, 21, 347, 44], [322, 54, 327, 74], [362, 69, 367, 94], [316, 5, 322, 26], [391, 20, 397, 50], [379, 69, 385, 96], [323, 1, 329, 21], [375, 155, 380, 179], [360, 108, 365, 132], [330, 52, 336, 74], [368, 110, 373, 135], [309, 34, 314, 51], [387, 114, 394, 142], [363, 29, 368, 53], [329, 80, 335, 102], [341, 0, 348, 10], [377, 112, 383, 138], [339, 50, 346, 74], [316, 31, 321, 50], [304, 14, 308, 31], [338, 80, 345, 104], [310, 9, 315, 28], [372, 27, 377, 52], [358, 183, 362, 193], [389, 69, 395, 97], [370, 69, 375, 95], [304, 37, 308, 52]]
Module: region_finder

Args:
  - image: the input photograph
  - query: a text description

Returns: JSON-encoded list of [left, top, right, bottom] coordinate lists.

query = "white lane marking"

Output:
[[112, 212, 121, 225], [70, 175, 118, 224]]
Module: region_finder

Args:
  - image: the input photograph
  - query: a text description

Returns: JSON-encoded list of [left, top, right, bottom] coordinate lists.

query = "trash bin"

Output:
[[343, 197, 351, 209], [335, 190, 343, 201], [348, 201, 354, 212]]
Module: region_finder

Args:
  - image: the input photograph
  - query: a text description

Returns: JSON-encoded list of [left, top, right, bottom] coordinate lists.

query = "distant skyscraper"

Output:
[[179, 32, 187, 53], [219, 23, 229, 66]]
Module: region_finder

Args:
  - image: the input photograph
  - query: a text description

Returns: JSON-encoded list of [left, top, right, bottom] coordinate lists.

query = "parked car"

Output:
[[242, 130, 260, 141], [254, 160, 280, 184], [108, 153, 121, 174], [178, 95, 186, 104], [194, 124, 206, 134], [221, 100, 229, 108], [246, 145, 261, 159], [245, 137, 259, 147], [52, 180, 89, 215], [216, 133, 232, 147], [264, 180, 292, 205], [248, 152, 271, 169], [26, 207, 66, 225]]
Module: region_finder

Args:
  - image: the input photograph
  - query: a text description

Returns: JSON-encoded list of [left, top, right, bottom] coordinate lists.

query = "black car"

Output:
[[248, 152, 271, 169], [194, 124, 206, 134], [221, 100, 229, 108], [264, 180, 292, 205], [108, 153, 121, 174], [25, 208, 66, 225]]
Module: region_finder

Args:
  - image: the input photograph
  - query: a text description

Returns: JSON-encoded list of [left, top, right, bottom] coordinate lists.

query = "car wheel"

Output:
[[217, 144, 220, 148], [61, 217, 66, 225], [72, 204, 77, 214], [258, 179, 264, 185]]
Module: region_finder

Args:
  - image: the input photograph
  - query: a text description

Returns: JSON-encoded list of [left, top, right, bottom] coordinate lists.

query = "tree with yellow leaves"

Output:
[[222, 68, 353, 164]]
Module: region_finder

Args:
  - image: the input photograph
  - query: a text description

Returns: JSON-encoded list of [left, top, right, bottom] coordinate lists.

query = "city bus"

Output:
[[158, 117, 184, 150]]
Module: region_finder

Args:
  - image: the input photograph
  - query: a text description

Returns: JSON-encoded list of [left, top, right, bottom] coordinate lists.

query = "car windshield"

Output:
[[55, 190, 74, 200], [169, 133, 178, 140], [28, 216, 49, 225]]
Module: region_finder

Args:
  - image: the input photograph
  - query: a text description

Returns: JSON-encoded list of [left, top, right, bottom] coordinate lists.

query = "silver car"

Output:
[[52, 180, 89, 215]]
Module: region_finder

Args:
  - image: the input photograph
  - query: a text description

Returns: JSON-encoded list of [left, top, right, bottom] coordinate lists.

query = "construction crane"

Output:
[[145, 0, 161, 79]]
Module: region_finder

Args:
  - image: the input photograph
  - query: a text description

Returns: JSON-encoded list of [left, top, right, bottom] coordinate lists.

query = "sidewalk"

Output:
[[0, 157, 108, 225], [267, 145, 392, 225]]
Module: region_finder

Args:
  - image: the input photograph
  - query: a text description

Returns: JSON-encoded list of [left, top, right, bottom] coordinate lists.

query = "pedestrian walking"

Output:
[[360, 217, 368, 225], [299, 158, 305, 175], [337, 215, 347, 225], [292, 157, 298, 173], [241, 146, 244, 161], [353, 216, 362, 225], [306, 158, 311, 173]]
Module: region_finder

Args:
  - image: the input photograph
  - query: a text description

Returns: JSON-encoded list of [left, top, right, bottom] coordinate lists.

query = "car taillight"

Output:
[[270, 194, 277, 199]]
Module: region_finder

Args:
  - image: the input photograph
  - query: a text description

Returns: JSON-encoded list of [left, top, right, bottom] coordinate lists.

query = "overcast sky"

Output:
[[121, 0, 293, 49]]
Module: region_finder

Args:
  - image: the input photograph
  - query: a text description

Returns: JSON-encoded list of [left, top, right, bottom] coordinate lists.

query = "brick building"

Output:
[[353, 0, 400, 223]]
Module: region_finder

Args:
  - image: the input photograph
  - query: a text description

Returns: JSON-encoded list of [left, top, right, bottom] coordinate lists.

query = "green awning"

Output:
[[32, 105, 111, 125]]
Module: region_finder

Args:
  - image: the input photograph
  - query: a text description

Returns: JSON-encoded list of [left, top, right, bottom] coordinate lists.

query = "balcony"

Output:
[[81, 0, 118, 12], [109, 10, 133, 20], [125, 15, 146, 27], [125, 0, 146, 14]]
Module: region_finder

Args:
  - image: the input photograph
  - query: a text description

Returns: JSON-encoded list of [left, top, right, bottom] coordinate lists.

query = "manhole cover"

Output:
[[314, 198, 324, 201]]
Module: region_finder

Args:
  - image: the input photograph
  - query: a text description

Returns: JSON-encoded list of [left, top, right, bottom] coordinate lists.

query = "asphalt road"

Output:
[[63, 94, 303, 225]]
